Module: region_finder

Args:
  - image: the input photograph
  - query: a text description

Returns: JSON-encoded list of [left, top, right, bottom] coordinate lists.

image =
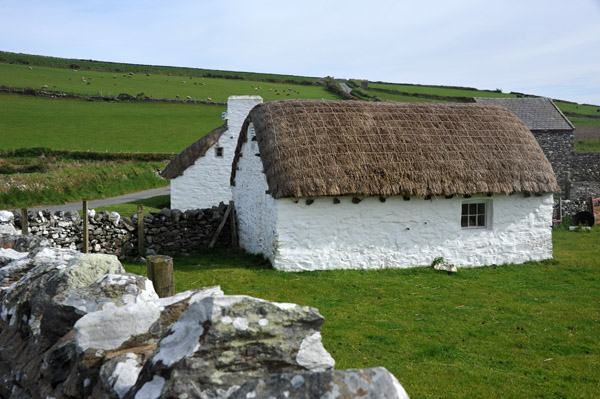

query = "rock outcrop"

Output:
[[0, 241, 409, 398]]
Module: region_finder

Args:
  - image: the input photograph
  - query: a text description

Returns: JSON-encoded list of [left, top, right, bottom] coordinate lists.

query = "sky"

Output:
[[1, 0, 599, 105]]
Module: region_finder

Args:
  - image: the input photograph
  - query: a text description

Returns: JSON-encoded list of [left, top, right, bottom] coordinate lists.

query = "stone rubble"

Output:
[[0, 238, 409, 398]]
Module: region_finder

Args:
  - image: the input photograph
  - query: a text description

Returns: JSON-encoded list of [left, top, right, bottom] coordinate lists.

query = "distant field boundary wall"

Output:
[[0, 85, 227, 106], [575, 126, 600, 140], [366, 86, 476, 103], [0, 147, 174, 162]]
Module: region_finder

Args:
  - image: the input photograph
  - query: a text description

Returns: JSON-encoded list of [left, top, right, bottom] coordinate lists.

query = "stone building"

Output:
[[231, 100, 559, 271], [474, 97, 574, 193], [162, 96, 263, 210]]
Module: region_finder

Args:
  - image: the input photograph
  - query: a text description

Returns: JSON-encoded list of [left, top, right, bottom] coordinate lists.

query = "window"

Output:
[[215, 147, 224, 157], [461, 202, 487, 228]]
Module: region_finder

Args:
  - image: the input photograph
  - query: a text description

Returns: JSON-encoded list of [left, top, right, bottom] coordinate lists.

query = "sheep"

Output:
[[41, 85, 48, 89], [28, 66, 32, 70], [207, 97, 212, 102], [186, 96, 192, 100], [113, 75, 117, 79]]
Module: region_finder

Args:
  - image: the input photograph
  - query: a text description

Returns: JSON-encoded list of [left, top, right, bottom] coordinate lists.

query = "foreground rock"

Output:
[[230, 367, 409, 399], [0, 242, 409, 398]]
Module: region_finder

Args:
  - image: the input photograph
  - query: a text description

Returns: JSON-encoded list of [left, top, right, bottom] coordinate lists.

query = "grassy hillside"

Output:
[[367, 81, 520, 98], [0, 51, 320, 84], [0, 63, 340, 103]]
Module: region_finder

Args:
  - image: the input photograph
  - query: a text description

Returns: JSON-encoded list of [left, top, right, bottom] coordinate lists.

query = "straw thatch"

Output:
[[231, 100, 559, 198], [161, 123, 227, 179]]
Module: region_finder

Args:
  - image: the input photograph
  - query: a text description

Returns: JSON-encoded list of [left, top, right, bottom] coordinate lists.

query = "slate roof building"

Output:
[[475, 97, 574, 192], [231, 100, 559, 271]]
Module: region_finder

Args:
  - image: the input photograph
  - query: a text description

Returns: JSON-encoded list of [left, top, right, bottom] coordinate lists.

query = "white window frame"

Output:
[[461, 200, 492, 229]]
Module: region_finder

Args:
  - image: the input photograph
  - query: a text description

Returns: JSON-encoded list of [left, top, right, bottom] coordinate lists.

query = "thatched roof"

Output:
[[231, 100, 559, 198], [161, 123, 227, 179], [474, 97, 574, 132]]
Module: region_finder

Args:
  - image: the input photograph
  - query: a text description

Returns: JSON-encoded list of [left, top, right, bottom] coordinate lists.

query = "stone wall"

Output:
[[574, 126, 600, 140], [532, 131, 573, 193], [0, 241, 409, 398], [6, 203, 232, 257]]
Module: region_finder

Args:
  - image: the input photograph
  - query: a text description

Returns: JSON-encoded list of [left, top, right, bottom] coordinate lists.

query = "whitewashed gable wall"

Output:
[[171, 96, 262, 210]]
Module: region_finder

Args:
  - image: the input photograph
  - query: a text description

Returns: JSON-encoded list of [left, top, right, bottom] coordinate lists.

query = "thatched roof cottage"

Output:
[[162, 96, 262, 210], [231, 100, 559, 271]]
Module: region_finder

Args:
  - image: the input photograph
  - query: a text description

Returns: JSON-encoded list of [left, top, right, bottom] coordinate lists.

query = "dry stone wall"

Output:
[[0, 238, 410, 398], [6, 203, 232, 257]]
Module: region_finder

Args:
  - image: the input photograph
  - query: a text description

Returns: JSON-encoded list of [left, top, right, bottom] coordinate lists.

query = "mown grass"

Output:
[[0, 158, 169, 209], [0, 93, 224, 152], [0, 51, 320, 84], [574, 139, 600, 152], [0, 63, 340, 103], [122, 228, 600, 399]]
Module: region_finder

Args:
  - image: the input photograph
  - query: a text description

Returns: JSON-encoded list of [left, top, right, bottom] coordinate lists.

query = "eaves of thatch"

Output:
[[231, 100, 559, 198], [161, 123, 228, 179]]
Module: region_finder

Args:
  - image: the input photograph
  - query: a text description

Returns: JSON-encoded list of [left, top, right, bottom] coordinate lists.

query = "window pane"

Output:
[[469, 215, 477, 226], [462, 204, 468, 214], [469, 204, 477, 214], [477, 215, 485, 226], [478, 203, 485, 214], [461, 216, 468, 227]]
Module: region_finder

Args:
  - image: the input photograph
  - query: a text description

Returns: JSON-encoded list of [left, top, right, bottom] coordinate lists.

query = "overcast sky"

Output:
[[1, 0, 599, 104]]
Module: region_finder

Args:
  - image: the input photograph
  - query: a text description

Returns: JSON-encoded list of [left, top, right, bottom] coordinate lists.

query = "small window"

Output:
[[461, 202, 487, 228], [215, 147, 224, 157]]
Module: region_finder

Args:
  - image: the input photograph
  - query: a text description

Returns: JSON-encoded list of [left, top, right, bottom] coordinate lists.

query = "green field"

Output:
[[554, 101, 600, 117], [0, 93, 225, 152], [0, 51, 320, 84], [121, 228, 600, 399], [0, 63, 340, 103], [575, 139, 600, 152], [367, 81, 519, 99]]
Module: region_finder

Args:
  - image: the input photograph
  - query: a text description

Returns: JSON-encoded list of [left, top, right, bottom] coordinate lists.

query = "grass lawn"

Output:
[[0, 93, 224, 153], [122, 228, 600, 399], [0, 62, 340, 103]]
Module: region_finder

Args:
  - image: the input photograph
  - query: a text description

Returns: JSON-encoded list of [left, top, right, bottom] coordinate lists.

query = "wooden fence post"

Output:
[[20, 208, 28, 235], [229, 201, 238, 248], [138, 204, 145, 255], [209, 204, 232, 248], [82, 200, 89, 253], [146, 255, 174, 298]]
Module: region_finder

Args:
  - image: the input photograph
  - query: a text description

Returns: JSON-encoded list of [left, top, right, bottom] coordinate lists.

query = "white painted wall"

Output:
[[272, 193, 553, 271], [170, 96, 263, 211], [232, 123, 278, 260], [233, 129, 554, 271]]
